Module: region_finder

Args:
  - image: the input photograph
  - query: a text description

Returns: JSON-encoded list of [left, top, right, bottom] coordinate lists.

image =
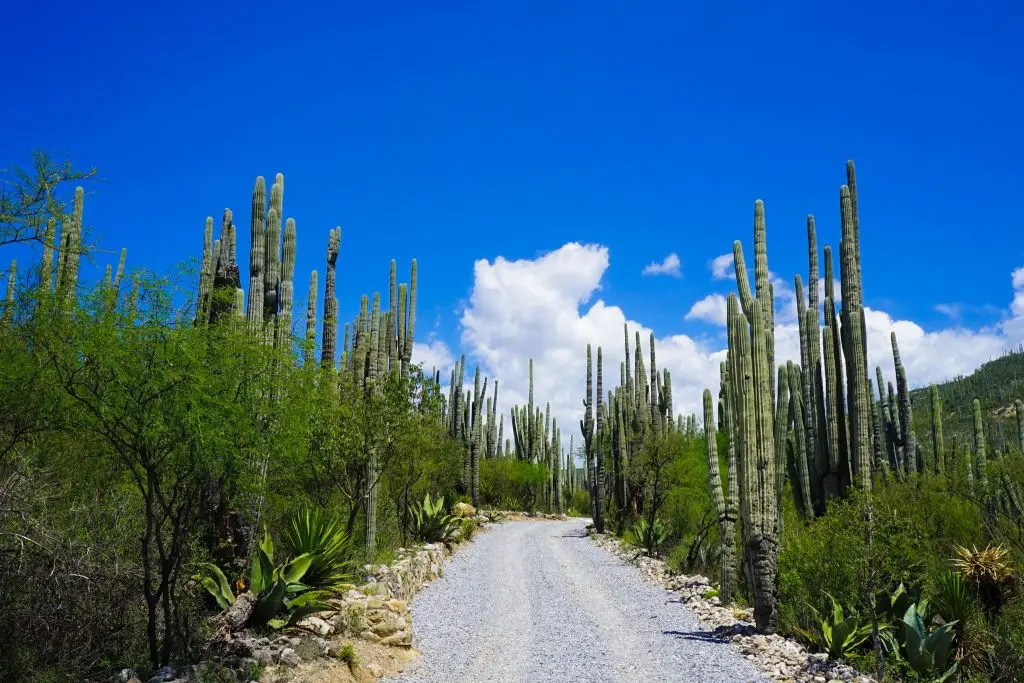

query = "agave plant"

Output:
[[902, 603, 959, 681], [953, 544, 1017, 618], [281, 508, 352, 588], [630, 518, 670, 558], [875, 581, 926, 650], [198, 529, 329, 629], [410, 493, 460, 544], [799, 593, 877, 659]]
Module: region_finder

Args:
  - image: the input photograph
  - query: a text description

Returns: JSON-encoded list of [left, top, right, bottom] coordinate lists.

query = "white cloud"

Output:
[[685, 294, 728, 327], [460, 244, 721, 456], [933, 303, 962, 321], [456, 242, 1024, 460], [412, 339, 455, 377], [642, 252, 682, 278], [709, 253, 734, 280]]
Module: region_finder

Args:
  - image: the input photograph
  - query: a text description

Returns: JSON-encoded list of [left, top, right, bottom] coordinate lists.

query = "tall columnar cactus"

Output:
[[581, 345, 596, 523], [930, 386, 944, 475], [704, 388, 736, 602], [972, 398, 988, 497], [3, 259, 16, 323], [787, 363, 814, 518], [891, 333, 918, 474], [305, 271, 318, 365], [39, 217, 55, 295], [470, 371, 487, 508], [401, 260, 417, 376], [837, 167, 873, 491], [594, 347, 606, 533], [320, 227, 340, 369], [276, 218, 296, 351], [726, 289, 779, 631], [246, 177, 266, 329], [55, 187, 84, 309], [263, 175, 284, 322], [1016, 399, 1024, 451]]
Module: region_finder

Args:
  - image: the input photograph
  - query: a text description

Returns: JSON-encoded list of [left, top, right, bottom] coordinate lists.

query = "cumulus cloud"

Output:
[[460, 243, 722, 455], [456, 242, 1024, 458], [412, 339, 455, 377], [685, 294, 728, 327], [709, 253, 734, 280], [642, 252, 682, 278]]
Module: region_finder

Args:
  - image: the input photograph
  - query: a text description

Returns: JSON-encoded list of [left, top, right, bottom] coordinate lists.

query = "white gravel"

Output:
[[385, 517, 770, 683]]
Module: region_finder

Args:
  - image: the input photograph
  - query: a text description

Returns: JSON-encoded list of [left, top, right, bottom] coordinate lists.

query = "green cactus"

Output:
[[276, 218, 296, 351], [263, 175, 284, 322], [320, 227, 340, 369], [246, 177, 266, 329], [304, 271, 318, 365], [787, 363, 814, 517], [704, 388, 736, 602], [581, 345, 596, 523], [727, 284, 779, 631], [3, 259, 15, 323], [892, 333, 918, 474], [972, 398, 988, 497], [1016, 400, 1024, 451], [594, 347, 606, 532], [931, 386, 944, 475]]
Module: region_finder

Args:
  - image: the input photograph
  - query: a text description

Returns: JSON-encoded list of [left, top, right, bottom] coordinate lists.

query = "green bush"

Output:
[[479, 459, 547, 511]]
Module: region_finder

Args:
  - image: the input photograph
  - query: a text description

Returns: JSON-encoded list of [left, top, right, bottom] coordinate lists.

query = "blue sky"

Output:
[[3, 1, 1024, 431]]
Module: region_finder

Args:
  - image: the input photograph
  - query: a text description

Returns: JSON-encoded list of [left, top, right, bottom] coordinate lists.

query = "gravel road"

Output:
[[385, 517, 769, 683]]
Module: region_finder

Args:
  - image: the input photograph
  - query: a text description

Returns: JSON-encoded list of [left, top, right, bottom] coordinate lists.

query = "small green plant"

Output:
[[410, 494, 460, 543], [629, 518, 670, 557], [460, 518, 479, 542], [281, 508, 353, 588], [901, 603, 959, 681], [930, 570, 975, 628], [197, 529, 330, 629], [336, 642, 358, 672], [703, 589, 720, 600], [797, 593, 876, 659]]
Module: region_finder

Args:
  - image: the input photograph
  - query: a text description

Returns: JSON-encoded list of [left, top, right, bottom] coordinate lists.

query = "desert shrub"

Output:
[[479, 459, 546, 511]]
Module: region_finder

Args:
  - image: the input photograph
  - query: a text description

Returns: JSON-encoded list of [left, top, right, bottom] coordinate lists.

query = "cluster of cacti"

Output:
[[725, 203, 780, 630], [2, 186, 133, 321], [503, 359, 570, 512], [705, 161, 919, 631], [195, 174, 421, 555]]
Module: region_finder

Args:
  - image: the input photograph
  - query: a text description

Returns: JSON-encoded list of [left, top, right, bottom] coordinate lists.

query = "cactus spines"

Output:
[[704, 388, 736, 602], [305, 271, 318, 365], [246, 177, 266, 329], [320, 227, 340, 369], [931, 386, 944, 475]]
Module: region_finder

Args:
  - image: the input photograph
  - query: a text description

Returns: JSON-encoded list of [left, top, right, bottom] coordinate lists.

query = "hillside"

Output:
[[910, 346, 1024, 453]]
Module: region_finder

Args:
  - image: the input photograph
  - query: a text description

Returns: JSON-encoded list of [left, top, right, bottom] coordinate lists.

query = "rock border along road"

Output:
[[385, 517, 769, 683]]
